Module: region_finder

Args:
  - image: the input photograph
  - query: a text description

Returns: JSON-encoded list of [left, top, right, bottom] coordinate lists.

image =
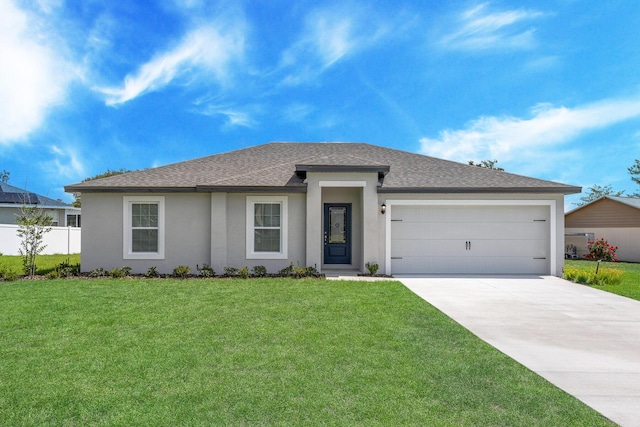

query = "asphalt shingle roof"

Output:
[[606, 196, 640, 209], [65, 142, 581, 194]]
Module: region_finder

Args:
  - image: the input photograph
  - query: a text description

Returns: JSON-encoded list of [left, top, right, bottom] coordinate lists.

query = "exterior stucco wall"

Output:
[[321, 187, 362, 269], [304, 172, 381, 272], [565, 227, 640, 263], [223, 193, 306, 273], [0, 206, 67, 225], [0, 207, 19, 224], [377, 193, 566, 276], [81, 193, 211, 274]]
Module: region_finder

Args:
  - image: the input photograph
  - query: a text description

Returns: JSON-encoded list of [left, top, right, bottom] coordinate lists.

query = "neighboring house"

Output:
[[565, 196, 640, 262], [0, 182, 81, 255], [0, 182, 80, 226], [65, 142, 580, 276]]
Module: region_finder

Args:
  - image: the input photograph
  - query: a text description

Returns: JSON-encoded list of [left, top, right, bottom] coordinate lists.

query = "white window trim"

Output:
[[246, 196, 288, 260], [123, 196, 165, 260]]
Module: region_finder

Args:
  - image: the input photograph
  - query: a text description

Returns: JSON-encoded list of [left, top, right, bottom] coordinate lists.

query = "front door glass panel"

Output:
[[329, 207, 346, 243]]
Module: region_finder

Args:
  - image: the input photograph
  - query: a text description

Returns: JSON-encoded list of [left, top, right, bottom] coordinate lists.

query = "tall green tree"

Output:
[[575, 184, 624, 207], [468, 160, 504, 171], [629, 159, 640, 196], [16, 205, 53, 278]]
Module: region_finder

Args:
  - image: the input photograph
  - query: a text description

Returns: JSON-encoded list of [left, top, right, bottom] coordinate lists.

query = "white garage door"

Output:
[[390, 205, 550, 275]]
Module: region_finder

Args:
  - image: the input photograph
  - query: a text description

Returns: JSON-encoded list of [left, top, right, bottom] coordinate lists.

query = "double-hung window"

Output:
[[123, 196, 165, 259], [246, 196, 288, 259]]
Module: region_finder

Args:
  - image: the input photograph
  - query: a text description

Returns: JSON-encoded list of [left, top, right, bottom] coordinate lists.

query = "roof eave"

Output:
[[295, 164, 390, 174], [64, 185, 308, 194], [378, 186, 582, 194]]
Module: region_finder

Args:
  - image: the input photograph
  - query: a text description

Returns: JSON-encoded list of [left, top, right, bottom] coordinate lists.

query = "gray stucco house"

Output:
[[65, 142, 580, 276], [1, 182, 80, 226]]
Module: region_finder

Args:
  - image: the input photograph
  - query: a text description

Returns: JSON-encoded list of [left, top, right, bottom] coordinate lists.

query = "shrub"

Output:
[[109, 268, 126, 278], [365, 261, 379, 276], [223, 267, 238, 277], [89, 268, 106, 278], [584, 238, 618, 262], [278, 263, 294, 277], [121, 266, 132, 276], [172, 265, 191, 279], [145, 266, 160, 278], [46, 270, 60, 280], [590, 268, 624, 286], [238, 266, 250, 279], [1, 265, 19, 281], [55, 259, 81, 278], [252, 265, 267, 277], [278, 263, 321, 278], [564, 265, 624, 286], [197, 264, 216, 277]]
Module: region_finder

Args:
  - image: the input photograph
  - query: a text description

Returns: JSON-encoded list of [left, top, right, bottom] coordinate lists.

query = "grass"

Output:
[[0, 253, 81, 277], [0, 278, 612, 426], [565, 260, 640, 301]]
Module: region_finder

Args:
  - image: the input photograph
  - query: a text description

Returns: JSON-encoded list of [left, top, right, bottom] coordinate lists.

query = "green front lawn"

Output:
[[0, 253, 80, 277], [565, 260, 640, 301], [0, 278, 612, 426]]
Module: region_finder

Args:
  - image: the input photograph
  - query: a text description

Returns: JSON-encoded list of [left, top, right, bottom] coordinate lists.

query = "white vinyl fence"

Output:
[[0, 224, 80, 256]]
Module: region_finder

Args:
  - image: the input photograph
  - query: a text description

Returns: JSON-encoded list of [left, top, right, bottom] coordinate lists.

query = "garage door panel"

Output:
[[392, 238, 548, 258], [391, 256, 548, 275], [391, 221, 548, 240], [389, 204, 551, 275], [393, 205, 549, 223]]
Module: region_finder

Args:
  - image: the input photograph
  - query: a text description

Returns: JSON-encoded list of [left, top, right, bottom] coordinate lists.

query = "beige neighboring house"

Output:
[[65, 142, 580, 276], [0, 182, 81, 255], [565, 196, 640, 262]]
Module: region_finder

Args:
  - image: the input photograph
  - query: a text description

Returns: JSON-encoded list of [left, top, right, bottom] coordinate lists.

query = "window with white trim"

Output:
[[123, 196, 165, 259], [66, 214, 81, 227], [246, 196, 288, 259]]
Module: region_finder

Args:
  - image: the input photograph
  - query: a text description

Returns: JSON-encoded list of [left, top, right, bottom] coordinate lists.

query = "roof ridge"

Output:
[[206, 153, 323, 185]]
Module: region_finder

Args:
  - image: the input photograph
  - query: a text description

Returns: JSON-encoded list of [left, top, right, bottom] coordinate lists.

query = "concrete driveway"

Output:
[[399, 276, 640, 427]]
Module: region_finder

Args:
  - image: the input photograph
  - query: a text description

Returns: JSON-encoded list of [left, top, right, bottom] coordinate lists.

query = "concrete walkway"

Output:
[[400, 276, 640, 427]]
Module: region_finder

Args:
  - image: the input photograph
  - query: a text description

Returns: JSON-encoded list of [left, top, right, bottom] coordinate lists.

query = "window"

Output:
[[123, 196, 165, 259], [246, 196, 288, 259], [66, 214, 81, 227]]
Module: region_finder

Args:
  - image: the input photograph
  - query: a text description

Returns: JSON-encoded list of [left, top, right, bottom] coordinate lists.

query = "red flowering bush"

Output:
[[583, 238, 618, 262]]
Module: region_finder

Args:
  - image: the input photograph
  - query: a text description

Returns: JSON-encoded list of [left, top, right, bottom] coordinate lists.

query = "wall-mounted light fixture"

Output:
[[381, 203, 386, 214]]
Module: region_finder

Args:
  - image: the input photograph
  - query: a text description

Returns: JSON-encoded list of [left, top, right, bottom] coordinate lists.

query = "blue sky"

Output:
[[2, 0, 640, 208]]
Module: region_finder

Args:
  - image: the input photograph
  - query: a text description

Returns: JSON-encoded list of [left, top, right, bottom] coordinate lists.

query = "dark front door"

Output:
[[324, 204, 351, 264]]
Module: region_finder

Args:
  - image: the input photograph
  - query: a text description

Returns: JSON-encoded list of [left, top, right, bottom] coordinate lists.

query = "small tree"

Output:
[[0, 170, 9, 183], [584, 238, 618, 262], [16, 205, 53, 278]]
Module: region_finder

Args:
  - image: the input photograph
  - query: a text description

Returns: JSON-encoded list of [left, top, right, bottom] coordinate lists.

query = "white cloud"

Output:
[[279, 5, 392, 85], [419, 97, 640, 168], [283, 103, 315, 123], [100, 23, 245, 105], [195, 102, 257, 128], [439, 3, 544, 51], [0, 1, 72, 143], [46, 145, 86, 180]]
